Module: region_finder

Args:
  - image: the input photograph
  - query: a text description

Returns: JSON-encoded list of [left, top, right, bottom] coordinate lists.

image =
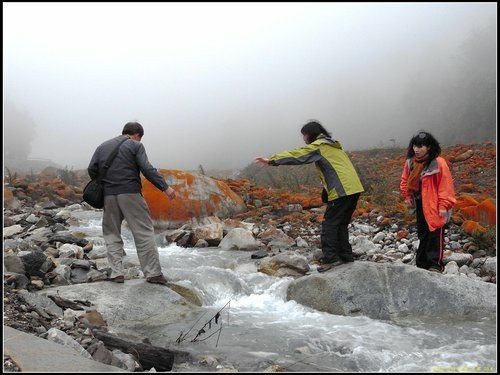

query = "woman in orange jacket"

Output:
[[400, 131, 456, 273]]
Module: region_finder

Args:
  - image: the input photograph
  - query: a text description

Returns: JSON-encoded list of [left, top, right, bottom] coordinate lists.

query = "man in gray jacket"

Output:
[[88, 121, 176, 285]]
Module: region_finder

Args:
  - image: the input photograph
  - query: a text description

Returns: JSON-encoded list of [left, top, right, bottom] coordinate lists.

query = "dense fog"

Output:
[[3, 3, 496, 172]]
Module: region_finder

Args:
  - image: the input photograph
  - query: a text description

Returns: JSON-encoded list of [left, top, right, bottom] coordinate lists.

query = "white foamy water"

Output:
[[71, 208, 497, 372]]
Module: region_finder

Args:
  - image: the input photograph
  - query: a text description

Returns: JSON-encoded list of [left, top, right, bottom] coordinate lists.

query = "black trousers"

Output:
[[321, 193, 360, 263], [415, 198, 445, 271]]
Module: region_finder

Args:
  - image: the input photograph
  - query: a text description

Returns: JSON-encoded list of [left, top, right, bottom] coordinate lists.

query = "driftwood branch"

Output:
[[48, 294, 86, 310], [93, 329, 190, 371]]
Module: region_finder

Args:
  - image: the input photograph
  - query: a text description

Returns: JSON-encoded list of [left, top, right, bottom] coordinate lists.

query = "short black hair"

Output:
[[406, 131, 441, 159], [122, 121, 144, 137]]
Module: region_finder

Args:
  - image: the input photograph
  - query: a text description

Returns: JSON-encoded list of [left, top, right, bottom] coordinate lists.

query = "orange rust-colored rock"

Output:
[[449, 149, 474, 163], [460, 198, 496, 227], [286, 193, 323, 209], [476, 199, 497, 227], [443, 249, 453, 258], [450, 213, 464, 226], [250, 186, 271, 201], [355, 207, 367, 216], [378, 217, 391, 226], [459, 183, 475, 193], [141, 170, 247, 228], [461, 220, 487, 235], [55, 181, 75, 199], [396, 230, 409, 240], [454, 195, 479, 210], [4, 188, 14, 201]]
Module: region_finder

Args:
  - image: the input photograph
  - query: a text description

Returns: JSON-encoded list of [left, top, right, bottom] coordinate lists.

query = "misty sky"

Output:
[[3, 2, 496, 171]]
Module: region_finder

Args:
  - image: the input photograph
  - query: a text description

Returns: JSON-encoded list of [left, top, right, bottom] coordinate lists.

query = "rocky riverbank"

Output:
[[3, 195, 496, 371], [3, 142, 496, 371]]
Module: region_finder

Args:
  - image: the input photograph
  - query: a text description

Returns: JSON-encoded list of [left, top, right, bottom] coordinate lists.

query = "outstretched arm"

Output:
[[255, 157, 269, 166]]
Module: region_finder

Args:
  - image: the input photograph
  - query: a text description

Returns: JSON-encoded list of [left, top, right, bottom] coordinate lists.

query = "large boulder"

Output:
[[142, 170, 247, 228], [38, 279, 201, 331], [287, 261, 496, 322]]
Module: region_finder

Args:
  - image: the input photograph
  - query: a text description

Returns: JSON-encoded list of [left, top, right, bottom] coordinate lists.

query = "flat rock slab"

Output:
[[3, 325, 126, 372]]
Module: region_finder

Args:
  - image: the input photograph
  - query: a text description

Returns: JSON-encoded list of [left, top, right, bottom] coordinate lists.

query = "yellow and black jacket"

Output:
[[268, 134, 364, 201]]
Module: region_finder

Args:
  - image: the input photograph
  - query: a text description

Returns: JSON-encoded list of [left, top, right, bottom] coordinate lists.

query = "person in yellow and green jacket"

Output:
[[255, 120, 364, 273], [400, 131, 456, 273]]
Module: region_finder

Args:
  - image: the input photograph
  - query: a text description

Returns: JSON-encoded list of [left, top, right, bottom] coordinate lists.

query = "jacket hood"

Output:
[[315, 134, 342, 149]]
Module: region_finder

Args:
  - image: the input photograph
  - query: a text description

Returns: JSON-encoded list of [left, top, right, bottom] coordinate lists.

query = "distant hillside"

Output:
[[3, 157, 63, 175], [190, 167, 241, 180], [237, 142, 497, 205], [236, 148, 407, 192]]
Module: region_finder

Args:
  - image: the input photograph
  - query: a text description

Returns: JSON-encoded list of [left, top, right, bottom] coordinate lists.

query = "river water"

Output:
[[70, 208, 496, 372]]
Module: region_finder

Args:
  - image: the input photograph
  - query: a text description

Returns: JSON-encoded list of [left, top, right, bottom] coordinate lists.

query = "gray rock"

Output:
[[287, 261, 496, 322]]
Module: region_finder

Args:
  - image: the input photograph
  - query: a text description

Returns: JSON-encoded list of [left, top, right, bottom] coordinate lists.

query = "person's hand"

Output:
[[404, 198, 414, 207], [255, 157, 269, 166], [164, 187, 176, 200], [439, 208, 447, 218]]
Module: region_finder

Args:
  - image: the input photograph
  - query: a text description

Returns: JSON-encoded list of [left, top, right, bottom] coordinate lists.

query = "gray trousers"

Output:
[[102, 193, 162, 279]]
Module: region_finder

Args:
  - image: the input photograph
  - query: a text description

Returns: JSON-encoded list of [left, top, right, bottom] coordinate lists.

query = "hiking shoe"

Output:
[[428, 267, 441, 273], [317, 264, 333, 273], [312, 258, 328, 265], [108, 275, 124, 283], [317, 260, 344, 273], [317, 258, 328, 265], [318, 258, 342, 265], [146, 274, 169, 285]]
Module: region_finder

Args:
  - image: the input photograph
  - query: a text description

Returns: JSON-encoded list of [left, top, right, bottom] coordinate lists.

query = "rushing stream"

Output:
[[70, 208, 496, 372]]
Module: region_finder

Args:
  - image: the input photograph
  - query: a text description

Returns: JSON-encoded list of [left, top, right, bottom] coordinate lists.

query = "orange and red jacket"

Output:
[[400, 156, 456, 232]]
